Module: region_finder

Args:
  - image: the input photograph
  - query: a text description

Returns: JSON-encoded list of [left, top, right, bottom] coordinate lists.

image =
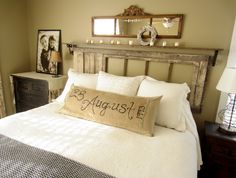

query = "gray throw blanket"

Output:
[[0, 134, 115, 178]]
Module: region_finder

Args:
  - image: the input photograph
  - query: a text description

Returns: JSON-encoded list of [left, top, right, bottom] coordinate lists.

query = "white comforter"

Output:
[[0, 102, 201, 178]]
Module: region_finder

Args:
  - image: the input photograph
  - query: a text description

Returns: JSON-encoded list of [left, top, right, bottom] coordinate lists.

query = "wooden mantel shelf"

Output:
[[63, 43, 222, 66]]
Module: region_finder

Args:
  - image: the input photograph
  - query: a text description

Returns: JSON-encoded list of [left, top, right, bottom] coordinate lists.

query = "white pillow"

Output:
[[56, 68, 98, 103], [137, 78, 190, 131], [96, 71, 144, 96]]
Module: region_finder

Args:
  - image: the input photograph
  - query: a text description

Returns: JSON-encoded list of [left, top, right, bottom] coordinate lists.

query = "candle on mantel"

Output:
[[174, 42, 179, 47], [162, 41, 167, 47], [150, 41, 154, 46]]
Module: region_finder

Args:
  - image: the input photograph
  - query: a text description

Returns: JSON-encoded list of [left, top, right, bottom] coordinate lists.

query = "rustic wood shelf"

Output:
[[63, 42, 222, 66]]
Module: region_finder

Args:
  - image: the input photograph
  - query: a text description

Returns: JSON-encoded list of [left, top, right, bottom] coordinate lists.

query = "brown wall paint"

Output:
[[0, 0, 30, 115]]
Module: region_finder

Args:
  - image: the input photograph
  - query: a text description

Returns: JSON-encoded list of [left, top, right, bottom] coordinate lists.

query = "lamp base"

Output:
[[218, 124, 236, 135]]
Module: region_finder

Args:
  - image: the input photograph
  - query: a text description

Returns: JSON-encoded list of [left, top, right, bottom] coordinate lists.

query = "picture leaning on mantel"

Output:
[[92, 5, 184, 39]]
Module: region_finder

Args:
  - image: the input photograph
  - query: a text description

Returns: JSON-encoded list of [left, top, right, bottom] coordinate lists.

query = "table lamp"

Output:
[[50, 51, 62, 77], [216, 67, 236, 135]]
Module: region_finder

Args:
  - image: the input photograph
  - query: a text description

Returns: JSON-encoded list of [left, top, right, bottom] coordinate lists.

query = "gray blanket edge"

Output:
[[0, 134, 115, 178]]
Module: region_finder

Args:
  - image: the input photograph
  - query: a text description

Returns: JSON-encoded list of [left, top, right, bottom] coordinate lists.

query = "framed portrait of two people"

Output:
[[36, 29, 61, 75]]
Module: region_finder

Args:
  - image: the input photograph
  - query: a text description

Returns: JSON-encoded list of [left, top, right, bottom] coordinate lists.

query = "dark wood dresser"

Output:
[[204, 121, 236, 178], [11, 72, 67, 113]]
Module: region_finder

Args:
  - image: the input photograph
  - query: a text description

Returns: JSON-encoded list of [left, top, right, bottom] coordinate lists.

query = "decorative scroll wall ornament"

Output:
[[118, 5, 151, 16], [137, 25, 158, 46]]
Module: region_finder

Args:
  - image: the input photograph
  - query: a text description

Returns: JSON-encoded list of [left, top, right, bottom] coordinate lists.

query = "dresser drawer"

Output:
[[16, 100, 41, 112], [13, 76, 49, 112], [208, 137, 236, 158], [13, 77, 48, 95], [11, 72, 67, 113], [207, 136, 236, 168], [204, 122, 236, 178], [15, 93, 48, 105]]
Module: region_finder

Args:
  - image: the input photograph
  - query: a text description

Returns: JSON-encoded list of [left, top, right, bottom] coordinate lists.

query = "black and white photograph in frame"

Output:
[[36, 29, 61, 75]]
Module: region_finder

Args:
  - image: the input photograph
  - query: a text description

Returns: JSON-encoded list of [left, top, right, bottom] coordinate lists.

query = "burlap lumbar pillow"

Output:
[[59, 85, 162, 136]]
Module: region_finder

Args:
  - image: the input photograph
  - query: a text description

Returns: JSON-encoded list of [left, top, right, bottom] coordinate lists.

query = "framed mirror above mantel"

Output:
[[92, 5, 184, 39]]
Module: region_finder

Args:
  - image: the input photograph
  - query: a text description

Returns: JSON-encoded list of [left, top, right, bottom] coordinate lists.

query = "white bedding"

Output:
[[0, 102, 201, 178]]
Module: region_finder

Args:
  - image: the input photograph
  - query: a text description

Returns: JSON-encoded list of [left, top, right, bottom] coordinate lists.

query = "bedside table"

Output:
[[204, 121, 236, 178], [10, 72, 67, 113]]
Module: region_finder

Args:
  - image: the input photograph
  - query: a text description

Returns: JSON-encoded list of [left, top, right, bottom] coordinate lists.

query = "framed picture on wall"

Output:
[[36, 29, 61, 75]]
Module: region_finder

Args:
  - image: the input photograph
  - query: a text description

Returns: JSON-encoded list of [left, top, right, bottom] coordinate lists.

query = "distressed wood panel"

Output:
[[95, 53, 105, 73], [124, 58, 128, 76], [0, 74, 6, 118], [73, 51, 84, 72], [193, 60, 209, 111], [144, 61, 150, 75], [167, 63, 174, 82], [84, 53, 95, 73], [73, 44, 211, 113], [74, 52, 106, 73]]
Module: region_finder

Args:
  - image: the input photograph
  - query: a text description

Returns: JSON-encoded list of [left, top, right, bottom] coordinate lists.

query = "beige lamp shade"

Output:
[[216, 67, 236, 93], [50, 51, 62, 63]]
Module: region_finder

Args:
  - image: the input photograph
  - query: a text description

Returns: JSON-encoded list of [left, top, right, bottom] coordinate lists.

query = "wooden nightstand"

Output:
[[204, 121, 236, 178], [10, 72, 67, 113]]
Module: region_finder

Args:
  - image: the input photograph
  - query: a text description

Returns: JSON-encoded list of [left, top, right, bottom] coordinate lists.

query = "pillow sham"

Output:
[[137, 78, 190, 131], [59, 85, 162, 136], [96, 71, 144, 96], [56, 68, 98, 103]]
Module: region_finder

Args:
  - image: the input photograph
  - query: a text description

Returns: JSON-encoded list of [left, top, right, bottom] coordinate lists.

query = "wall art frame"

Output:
[[36, 29, 61, 75]]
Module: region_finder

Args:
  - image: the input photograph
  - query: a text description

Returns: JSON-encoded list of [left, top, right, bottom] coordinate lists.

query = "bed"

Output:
[[0, 44, 214, 178]]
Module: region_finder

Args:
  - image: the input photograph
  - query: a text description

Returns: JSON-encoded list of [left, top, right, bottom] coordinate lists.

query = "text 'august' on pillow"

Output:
[[59, 85, 162, 136]]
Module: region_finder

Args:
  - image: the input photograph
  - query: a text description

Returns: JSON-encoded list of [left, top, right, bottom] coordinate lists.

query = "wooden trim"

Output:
[[124, 59, 128, 76], [117, 5, 152, 16], [0, 74, 6, 118], [67, 43, 222, 65], [144, 61, 150, 75], [167, 63, 174, 82]]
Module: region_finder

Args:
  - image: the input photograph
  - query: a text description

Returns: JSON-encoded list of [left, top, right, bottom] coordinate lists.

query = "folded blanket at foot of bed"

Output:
[[0, 134, 114, 178]]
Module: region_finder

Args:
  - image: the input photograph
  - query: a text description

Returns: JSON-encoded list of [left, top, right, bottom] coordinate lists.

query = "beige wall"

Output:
[[0, 0, 30, 115], [25, 0, 236, 132]]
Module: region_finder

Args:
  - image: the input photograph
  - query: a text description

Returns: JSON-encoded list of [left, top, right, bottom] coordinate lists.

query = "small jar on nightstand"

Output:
[[204, 121, 236, 178]]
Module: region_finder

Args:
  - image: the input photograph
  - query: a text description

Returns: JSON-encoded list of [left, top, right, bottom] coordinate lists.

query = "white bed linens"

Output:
[[0, 102, 200, 178]]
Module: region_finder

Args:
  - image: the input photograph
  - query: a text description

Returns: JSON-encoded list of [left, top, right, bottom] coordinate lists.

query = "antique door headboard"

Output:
[[71, 43, 217, 113]]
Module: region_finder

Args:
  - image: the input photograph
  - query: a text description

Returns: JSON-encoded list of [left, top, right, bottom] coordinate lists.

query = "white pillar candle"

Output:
[[90, 40, 94, 44], [116, 41, 120, 45], [128, 40, 133, 45], [110, 40, 114, 44], [99, 40, 103, 44], [174, 42, 179, 47], [162, 41, 167, 46]]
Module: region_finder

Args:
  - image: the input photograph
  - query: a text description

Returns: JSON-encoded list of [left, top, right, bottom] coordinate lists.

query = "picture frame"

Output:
[[36, 29, 61, 75]]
